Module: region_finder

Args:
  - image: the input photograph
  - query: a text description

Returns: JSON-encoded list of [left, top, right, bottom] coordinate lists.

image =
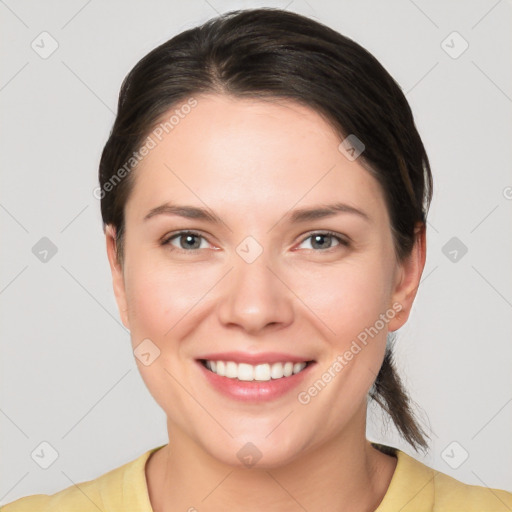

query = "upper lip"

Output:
[[197, 351, 315, 365]]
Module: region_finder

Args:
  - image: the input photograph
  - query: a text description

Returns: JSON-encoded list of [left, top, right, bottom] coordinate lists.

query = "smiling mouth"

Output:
[[198, 359, 315, 382]]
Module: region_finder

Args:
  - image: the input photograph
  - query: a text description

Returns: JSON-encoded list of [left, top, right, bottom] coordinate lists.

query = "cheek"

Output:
[[292, 260, 394, 428], [125, 245, 395, 346], [295, 255, 395, 341], [124, 258, 216, 340], [122, 261, 207, 414]]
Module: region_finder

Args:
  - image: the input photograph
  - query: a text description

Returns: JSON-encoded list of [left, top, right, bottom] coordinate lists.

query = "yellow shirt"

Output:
[[2, 444, 511, 511]]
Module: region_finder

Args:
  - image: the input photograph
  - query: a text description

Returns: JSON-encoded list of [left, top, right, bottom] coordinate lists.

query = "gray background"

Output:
[[1, 0, 511, 504]]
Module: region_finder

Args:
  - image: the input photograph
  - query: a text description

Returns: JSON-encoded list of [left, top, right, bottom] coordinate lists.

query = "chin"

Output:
[[200, 430, 308, 470]]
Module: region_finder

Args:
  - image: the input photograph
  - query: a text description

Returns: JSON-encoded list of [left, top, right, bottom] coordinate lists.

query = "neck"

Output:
[[146, 414, 397, 512]]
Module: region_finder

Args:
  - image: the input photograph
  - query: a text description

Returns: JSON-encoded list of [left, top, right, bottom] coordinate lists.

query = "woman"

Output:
[[4, 8, 511, 511]]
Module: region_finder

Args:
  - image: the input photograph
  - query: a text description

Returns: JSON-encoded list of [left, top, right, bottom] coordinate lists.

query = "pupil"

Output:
[[313, 234, 330, 249], [184, 234, 199, 249]]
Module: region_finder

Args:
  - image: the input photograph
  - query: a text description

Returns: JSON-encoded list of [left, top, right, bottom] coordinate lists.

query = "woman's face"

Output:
[[107, 94, 424, 468]]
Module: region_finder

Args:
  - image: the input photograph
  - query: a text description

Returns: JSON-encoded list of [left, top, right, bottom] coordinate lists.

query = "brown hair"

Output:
[[99, 8, 432, 452]]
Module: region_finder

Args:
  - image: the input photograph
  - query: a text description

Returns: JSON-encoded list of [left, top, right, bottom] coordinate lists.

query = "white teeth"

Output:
[[270, 362, 284, 379], [293, 362, 306, 374], [203, 360, 308, 381], [226, 361, 238, 378], [216, 361, 225, 376], [238, 363, 254, 381], [254, 364, 271, 381]]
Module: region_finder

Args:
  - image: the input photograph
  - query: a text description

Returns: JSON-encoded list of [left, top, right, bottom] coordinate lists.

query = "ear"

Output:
[[105, 225, 130, 330], [387, 222, 426, 332]]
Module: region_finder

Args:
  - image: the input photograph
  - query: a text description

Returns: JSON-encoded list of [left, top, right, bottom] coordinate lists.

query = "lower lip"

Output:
[[196, 360, 315, 402]]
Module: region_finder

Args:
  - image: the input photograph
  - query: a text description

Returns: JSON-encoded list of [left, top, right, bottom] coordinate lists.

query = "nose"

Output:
[[216, 252, 295, 335]]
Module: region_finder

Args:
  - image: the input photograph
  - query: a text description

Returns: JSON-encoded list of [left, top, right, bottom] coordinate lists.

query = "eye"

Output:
[[161, 231, 210, 252], [297, 231, 350, 251], [161, 230, 349, 254]]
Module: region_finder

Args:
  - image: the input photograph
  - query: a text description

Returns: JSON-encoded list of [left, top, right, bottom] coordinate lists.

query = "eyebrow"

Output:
[[143, 202, 371, 224]]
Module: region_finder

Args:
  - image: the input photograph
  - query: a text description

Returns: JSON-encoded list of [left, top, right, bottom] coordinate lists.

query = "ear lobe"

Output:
[[105, 225, 130, 330], [387, 223, 426, 332]]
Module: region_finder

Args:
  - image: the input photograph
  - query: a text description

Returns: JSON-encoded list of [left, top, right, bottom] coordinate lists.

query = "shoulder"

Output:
[[0, 477, 104, 512], [432, 467, 512, 511], [0, 446, 163, 512], [376, 446, 512, 511]]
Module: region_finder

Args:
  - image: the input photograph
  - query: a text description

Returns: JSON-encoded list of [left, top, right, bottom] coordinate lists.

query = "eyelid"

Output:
[[161, 230, 213, 251], [296, 230, 351, 249], [162, 229, 350, 253]]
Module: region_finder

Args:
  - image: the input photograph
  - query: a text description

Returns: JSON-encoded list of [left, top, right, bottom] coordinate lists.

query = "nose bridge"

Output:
[[217, 242, 294, 332]]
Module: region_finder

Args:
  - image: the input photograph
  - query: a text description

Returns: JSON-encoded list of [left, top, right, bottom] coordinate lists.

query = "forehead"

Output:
[[126, 94, 387, 223]]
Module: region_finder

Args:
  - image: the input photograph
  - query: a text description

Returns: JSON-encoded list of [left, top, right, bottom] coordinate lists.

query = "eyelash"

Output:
[[161, 230, 350, 254]]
